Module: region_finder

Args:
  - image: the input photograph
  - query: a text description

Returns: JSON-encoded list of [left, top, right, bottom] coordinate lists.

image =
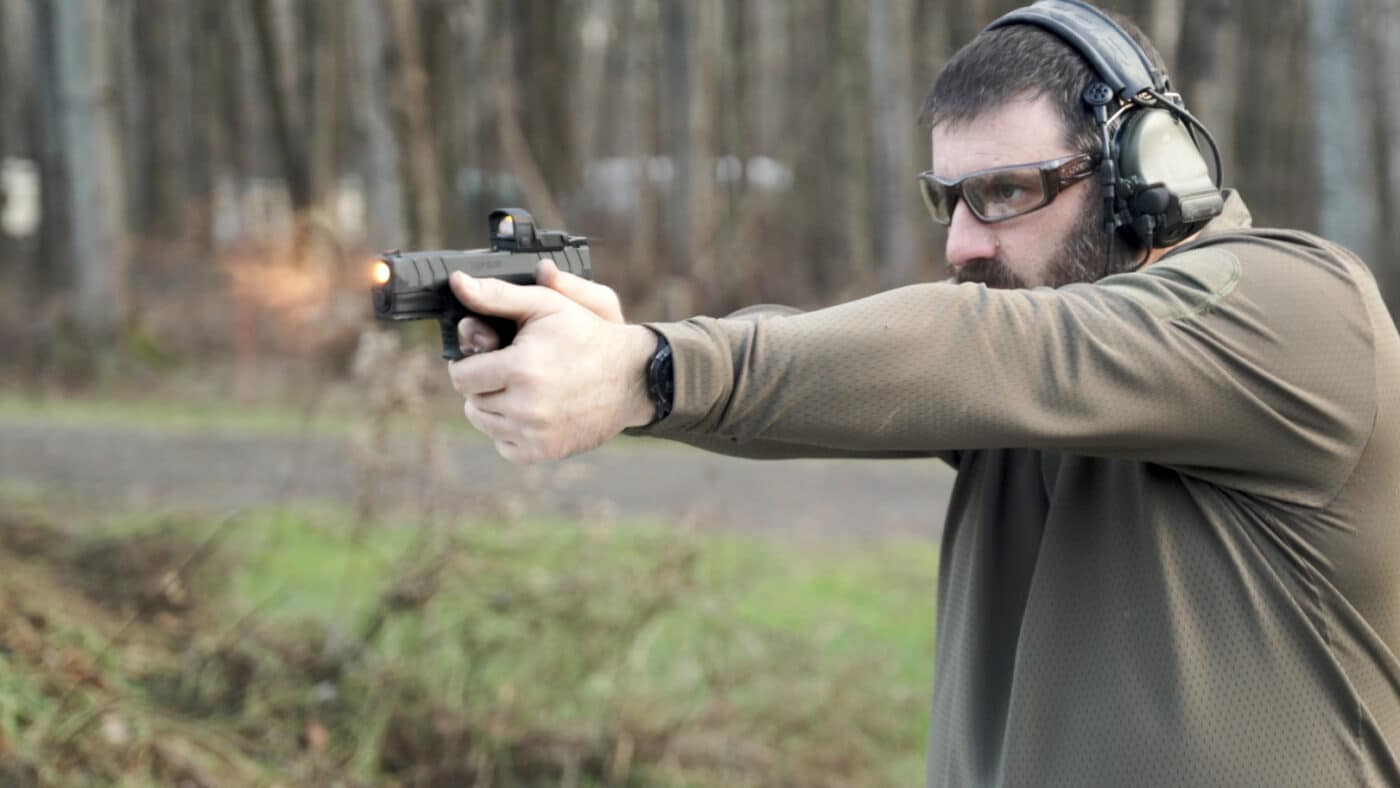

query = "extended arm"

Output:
[[634, 238, 1375, 504]]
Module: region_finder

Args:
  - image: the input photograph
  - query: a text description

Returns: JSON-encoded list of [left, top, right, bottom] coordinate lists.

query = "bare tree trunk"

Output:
[[158, 1, 193, 237], [747, 0, 787, 157], [868, 0, 919, 286], [621, 0, 665, 317], [186, 0, 223, 254], [216, 2, 257, 245], [1377, 0, 1400, 308], [32, 0, 69, 352], [834, 0, 873, 295], [1148, 0, 1184, 71], [122, 0, 194, 241], [910, 0, 958, 275], [309, 0, 342, 213], [0, 0, 21, 277], [913, 0, 954, 98], [445, 0, 493, 238], [387, 0, 442, 247], [0, 3, 7, 259], [250, 0, 311, 212], [1231, 0, 1312, 230], [1308, 0, 1379, 262], [571, 0, 613, 172], [350, 0, 407, 249], [52, 0, 129, 340], [494, 25, 564, 230], [418, 1, 462, 244], [685, 1, 723, 303], [659, 2, 689, 264], [0, 0, 26, 260], [946, 0, 991, 51], [116, 0, 150, 236], [1175, 0, 1239, 167]]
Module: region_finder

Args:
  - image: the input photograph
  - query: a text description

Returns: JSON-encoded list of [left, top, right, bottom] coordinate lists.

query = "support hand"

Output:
[[446, 262, 657, 464]]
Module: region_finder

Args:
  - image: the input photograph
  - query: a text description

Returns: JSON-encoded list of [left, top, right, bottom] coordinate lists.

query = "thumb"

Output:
[[536, 259, 624, 322], [449, 271, 563, 322]]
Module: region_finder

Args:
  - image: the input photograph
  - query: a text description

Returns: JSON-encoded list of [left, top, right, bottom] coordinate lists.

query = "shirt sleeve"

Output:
[[632, 235, 1377, 506], [625, 302, 949, 463]]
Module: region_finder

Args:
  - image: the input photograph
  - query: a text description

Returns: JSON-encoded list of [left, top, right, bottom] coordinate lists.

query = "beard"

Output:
[[954, 199, 1135, 289]]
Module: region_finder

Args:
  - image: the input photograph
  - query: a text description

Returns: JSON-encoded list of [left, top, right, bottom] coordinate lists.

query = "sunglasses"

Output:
[[917, 152, 1101, 225]]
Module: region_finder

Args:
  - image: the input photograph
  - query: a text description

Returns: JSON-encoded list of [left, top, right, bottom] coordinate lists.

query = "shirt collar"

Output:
[[1199, 189, 1253, 235]]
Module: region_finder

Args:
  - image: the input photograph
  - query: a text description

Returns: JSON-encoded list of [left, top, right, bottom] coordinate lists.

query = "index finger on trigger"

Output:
[[456, 316, 502, 354], [450, 271, 560, 323]]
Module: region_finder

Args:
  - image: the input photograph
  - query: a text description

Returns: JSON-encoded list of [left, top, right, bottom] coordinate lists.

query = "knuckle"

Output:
[[511, 362, 542, 391], [519, 399, 554, 429], [465, 400, 486, 426]]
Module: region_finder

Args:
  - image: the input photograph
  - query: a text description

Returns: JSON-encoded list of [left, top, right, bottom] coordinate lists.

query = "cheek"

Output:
[[1008, 200, 1088, 278], [996, 225, 1053, 278]]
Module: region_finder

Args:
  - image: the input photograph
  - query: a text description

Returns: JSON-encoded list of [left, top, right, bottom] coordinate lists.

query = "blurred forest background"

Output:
[[1, 0, 1398, 390], [3, 1, 1400, 784]]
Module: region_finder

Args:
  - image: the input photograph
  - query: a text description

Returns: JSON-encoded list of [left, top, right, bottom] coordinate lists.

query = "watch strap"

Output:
[[645, 332, 674, 425]]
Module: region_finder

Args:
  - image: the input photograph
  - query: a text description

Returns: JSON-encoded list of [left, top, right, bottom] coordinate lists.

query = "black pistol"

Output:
[[370, 209, 592, 360]]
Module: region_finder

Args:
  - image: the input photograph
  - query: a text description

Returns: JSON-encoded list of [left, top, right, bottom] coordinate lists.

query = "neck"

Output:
[[1140, 229, 1201, 268]]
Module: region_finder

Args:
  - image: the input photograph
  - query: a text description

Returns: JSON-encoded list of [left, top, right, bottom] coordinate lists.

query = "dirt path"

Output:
[[0, 419, 954, 543]]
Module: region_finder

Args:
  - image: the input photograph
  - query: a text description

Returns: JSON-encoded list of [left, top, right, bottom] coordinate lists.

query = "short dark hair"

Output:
[[920, 8, 1168, 156]]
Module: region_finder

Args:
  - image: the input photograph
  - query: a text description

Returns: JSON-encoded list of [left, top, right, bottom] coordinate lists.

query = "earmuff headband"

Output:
[[987, 0, 1165, 102]]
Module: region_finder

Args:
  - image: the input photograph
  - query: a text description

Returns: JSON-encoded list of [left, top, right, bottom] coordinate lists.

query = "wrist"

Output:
[[622, 325, 662, 428]]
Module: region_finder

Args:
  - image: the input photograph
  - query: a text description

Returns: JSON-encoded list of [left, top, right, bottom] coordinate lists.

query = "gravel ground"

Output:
[[0, 419, 955, 543]]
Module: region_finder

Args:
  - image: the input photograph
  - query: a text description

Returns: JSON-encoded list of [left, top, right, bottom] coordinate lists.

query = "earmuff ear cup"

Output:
[[1113, 108, 1225, 247]]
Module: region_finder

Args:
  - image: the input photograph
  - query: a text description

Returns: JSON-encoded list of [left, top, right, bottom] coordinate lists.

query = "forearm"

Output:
[[625, 301, 938, 460], [634, 286, 984, 452]]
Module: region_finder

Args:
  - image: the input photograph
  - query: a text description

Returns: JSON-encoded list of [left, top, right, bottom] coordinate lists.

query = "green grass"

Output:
[[0, 389, 335, 436], [0, 388, 703, 455], [0, 498, 939, 786]]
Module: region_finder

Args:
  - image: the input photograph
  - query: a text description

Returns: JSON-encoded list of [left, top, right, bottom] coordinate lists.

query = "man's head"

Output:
[[919, 9, 1170, 289]]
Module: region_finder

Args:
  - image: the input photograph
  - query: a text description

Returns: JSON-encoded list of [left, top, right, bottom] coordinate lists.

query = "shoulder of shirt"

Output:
[[1089, 226, 1368, 322], [1090, 245, 1243, 321]]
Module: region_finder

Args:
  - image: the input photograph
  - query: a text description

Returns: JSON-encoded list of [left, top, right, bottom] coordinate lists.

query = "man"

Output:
[[447, 1, 1400, 784]]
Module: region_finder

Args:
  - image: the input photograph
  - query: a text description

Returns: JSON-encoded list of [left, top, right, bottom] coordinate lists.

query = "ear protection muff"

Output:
[[986, 0, 1225, 265], [1113, 107, 1223, 246]]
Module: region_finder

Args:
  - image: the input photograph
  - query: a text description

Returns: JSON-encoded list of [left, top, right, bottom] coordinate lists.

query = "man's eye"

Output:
[[990, 181, 1025, 201]]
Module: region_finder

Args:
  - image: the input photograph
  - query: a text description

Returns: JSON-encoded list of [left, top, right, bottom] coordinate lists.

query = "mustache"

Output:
[[954, 258, 1029, 290]]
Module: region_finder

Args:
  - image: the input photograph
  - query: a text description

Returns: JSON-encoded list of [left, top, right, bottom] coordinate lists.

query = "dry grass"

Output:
[[0, 495, 935, 787]]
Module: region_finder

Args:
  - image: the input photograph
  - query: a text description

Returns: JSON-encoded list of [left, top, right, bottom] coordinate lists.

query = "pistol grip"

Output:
[[440, 315, 466, 361]]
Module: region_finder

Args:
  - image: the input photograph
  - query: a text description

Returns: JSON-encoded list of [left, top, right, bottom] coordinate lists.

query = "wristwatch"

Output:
[[645, 332, 674, 425]]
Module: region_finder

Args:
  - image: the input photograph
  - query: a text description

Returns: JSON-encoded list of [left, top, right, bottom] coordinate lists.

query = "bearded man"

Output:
[[444, 2, 1400, 783]]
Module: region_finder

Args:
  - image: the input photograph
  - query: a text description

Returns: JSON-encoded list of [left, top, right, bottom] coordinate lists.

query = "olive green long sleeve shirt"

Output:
[[632, 194, 1400, 786]]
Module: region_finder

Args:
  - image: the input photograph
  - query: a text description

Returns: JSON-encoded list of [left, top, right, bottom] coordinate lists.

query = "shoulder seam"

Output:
[[1100, 247, 1243, 322], [1171, 248, 1243, 321]]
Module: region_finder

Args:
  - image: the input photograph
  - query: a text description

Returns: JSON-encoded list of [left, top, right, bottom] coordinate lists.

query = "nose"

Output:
[[944, 200, 998, 268]]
